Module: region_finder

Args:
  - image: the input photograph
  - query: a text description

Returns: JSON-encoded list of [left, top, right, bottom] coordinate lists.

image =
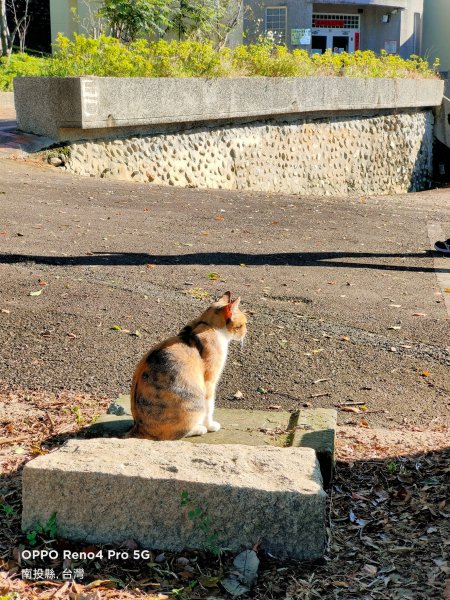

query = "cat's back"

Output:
[[130, 335, 206, 440]]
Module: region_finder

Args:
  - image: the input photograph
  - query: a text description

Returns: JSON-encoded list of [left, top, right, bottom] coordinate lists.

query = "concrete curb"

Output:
[[13, 76, 444, 142], [22, 438, 327, 559]]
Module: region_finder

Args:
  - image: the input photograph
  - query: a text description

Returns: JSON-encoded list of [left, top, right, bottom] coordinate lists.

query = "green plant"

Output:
[[99, 0, 172, 41], [2, 36, 440, 90], [0, 52, 49, 91], [0, 503, 16, 518], [180, 491, 221, 555], [387, 460, 397, 473], [26, 512, 58, 546], [71, 406, 83, 424]]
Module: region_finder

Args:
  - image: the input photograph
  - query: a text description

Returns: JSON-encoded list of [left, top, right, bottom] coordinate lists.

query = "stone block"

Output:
[[22, 439, 326, 560], [89, 397, 336, 487]]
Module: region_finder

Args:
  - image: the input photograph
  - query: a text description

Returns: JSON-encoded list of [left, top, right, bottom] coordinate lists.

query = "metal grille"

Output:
[[312, 14, 360, 29], [265, 7, 287, 44]]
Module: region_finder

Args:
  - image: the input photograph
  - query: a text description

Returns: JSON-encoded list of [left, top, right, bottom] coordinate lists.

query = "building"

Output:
[[244, 1, 423, 58], [49, 0, 102, 44], [422, 0, 450, 75]]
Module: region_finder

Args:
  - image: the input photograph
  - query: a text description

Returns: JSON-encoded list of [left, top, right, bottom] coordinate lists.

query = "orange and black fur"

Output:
[[130, 292, 247, 440]]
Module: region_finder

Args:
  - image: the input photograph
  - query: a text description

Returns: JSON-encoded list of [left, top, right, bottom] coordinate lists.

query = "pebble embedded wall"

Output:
[[65, 110, 434, 196]]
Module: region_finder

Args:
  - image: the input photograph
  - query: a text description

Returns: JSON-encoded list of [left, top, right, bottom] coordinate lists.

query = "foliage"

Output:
[[47, 34, 224, 78], [1, 36, 439, 91], [98, 0, 171, 41], [0, 51, 49, 90], [0, 502, 16, 518], [26, 512, 58, 546], [170, 0, 221, 41], [47, 35, 438, 80], [180, 491, 222, 555]]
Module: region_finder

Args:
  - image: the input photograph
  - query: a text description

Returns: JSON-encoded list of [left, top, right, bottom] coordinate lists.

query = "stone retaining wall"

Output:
[[66, 110, 434, 196]]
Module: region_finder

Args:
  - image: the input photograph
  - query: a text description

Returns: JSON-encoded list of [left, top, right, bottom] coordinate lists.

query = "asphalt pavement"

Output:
[[0, 158, 449, 429]]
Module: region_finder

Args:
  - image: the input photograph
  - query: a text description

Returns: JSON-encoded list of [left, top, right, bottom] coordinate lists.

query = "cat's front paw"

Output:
[[206, 421, 221, 432]]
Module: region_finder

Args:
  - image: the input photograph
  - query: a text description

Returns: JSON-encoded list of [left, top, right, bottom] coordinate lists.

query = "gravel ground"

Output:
[[0, 158, 449, 429]]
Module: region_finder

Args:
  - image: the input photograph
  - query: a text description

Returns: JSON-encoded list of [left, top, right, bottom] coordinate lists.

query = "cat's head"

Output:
[[208, 291, 247, 341]]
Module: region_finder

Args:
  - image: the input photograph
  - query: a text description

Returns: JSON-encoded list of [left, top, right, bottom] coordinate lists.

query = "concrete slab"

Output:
[[13, 76, 444, 141], [88, 396, 336, 487], [22, 438, 326, 560]]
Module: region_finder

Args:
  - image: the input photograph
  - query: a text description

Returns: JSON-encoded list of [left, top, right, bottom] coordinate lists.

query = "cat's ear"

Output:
[[231, 297, 241, 311], [223, 297, 241, 320], [216, 291, 231, 305]]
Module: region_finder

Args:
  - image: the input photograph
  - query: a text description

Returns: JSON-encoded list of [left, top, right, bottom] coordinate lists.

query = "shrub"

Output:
[[1, 35, 439, 91], [0, 53, 50, 91]]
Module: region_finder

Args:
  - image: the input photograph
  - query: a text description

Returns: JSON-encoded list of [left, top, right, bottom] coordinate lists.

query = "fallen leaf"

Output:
[[29, 290, 42, 296], [233, 549, 259, 586], [207, 272, 220, 280], [199, 576, 220, 588], [221, 577, 249, 597], [412, 312, 427, 317], [421, 371, 430, 377], [267, 404, 281, 410], [233, 390, 243, 399], [360, 418, 369, 428], [1, 308, 10, 314], [146, 264, 156, 269], [85, 579, 117, 589], [362, 564, 378, 576], [66, 332, 77, 339], [341, 406, 360, 413], [214, 215, 225, 221], [112, 325, 122, 331]]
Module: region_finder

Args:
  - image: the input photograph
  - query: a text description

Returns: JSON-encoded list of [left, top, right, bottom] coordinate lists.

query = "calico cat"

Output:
[[130, 292, 247, 440]]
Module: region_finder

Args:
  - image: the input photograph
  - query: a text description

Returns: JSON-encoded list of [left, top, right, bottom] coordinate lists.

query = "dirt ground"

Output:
[[0, 157, 449, 599]]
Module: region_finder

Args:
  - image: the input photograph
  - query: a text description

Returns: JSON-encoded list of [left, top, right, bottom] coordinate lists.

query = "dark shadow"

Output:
[[0, 250, 448, 273]]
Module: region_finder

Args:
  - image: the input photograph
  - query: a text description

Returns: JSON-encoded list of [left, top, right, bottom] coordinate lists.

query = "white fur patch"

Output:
[[215, 328, 231, 376]]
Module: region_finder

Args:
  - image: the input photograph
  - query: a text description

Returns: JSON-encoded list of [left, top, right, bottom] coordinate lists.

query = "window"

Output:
[[312, 14, 360, 30], [265, 7, 287, 45]]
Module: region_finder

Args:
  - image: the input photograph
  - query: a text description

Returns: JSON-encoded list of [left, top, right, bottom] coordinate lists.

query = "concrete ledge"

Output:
[[88, 397, 336, 488], [14, 76, 444, 142], [22, 439, 326, 560]]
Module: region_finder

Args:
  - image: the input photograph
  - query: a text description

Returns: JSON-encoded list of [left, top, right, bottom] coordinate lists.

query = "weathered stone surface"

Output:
[[13, 76, 443, 140], [64, 111, 435, 196], [89, 397, 336, 486], [22, 439, 326, 560]]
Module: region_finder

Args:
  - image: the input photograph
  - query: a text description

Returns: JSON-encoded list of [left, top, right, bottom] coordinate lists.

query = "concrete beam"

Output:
[[22, 438, 326, 560], [89, 398, 337, 488], [13, 76, 444, 142]]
